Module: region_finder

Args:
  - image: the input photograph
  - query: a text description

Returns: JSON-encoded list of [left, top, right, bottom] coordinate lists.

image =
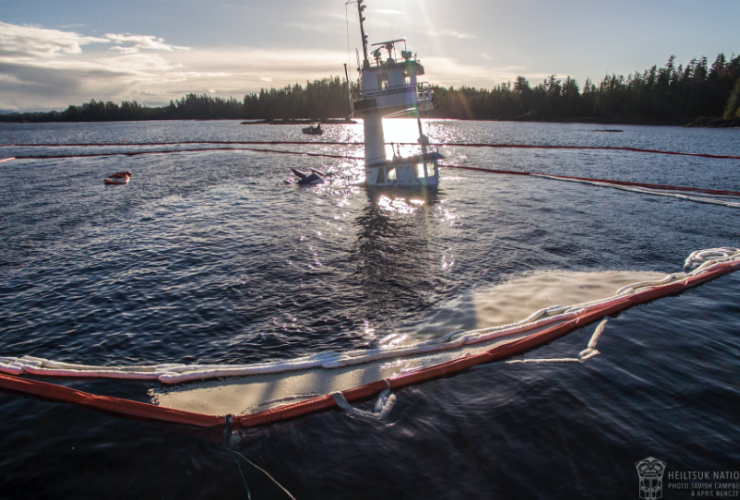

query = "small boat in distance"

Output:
[[302, 124, 323, 135], [347, 0, 441, 188]]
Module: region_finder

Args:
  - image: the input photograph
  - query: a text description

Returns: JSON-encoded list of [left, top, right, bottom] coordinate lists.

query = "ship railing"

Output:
[[367, 56, 416, 68], [352, 82, 433, 102], [416, 82, 432, 102]]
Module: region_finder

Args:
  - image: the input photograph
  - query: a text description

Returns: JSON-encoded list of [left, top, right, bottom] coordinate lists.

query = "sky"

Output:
[[0, 0, 738, 111]]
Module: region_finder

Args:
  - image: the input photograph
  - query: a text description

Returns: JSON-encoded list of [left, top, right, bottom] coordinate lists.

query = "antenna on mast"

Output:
[[346, 0, 370, 69]]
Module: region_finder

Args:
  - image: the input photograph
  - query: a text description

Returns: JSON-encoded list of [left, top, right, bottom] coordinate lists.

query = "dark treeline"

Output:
[[3, 54, 740, 124], [432, 54, 740, 122], [2, 77, 352, 123], [243, 76, 352, 119]]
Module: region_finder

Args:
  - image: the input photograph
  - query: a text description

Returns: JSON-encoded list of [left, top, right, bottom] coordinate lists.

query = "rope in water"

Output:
[[442, 165, 740, 207], [3, 140, 740, 160], [228, 449, 297, 500], [441, 165, 740, 200], [3, 142, 739, 201], [331, 379, 396, 421], [444, 142, 740, 160], [2, 248, 738, 384], [5, 146, 360, 161], [504, 318, 607, 364], [442, 165, 740, 197], [530, 173, 740, 209]]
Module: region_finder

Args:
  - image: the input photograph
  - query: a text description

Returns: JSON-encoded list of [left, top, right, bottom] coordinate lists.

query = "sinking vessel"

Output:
[[348, 0, 442, 188]]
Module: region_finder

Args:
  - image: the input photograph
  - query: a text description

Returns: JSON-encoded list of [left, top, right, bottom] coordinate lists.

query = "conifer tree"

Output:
[[724, 78, 740, 118]]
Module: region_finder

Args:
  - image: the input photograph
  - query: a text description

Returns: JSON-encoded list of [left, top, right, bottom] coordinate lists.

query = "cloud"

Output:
[[95, 53, 184, 75], [171, 71, 235, 78], [0, 22, 189, 60], [0, 22, 206, 109], [0, 60, 132, 109], [0, 21, 537, 112], [0, 19, 352, 111], [0, 73, 24, 84], [443, 29, 475, 39], [0, 21, 107, 57], [375, 9, 404, 15], [106, 34, 190, 54], [285, 20, 347, 33], [422, 56, 530, 88], [285, 22, 324, 32]]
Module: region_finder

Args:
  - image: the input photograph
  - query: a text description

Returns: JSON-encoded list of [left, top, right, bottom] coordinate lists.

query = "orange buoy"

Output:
[[105, 171, 132, 185], [108, 171, 132, 179], [104, 177, 129, 185]]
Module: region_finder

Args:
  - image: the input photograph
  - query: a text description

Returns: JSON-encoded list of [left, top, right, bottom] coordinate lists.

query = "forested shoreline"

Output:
[[3, 54, 740, 126]]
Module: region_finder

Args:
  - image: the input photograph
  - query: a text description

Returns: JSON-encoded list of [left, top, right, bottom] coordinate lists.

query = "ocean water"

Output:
[[0, 119, 739, 499]]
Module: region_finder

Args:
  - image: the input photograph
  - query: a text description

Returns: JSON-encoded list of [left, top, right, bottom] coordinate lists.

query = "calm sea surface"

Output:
[[0, 120, 739, 499]]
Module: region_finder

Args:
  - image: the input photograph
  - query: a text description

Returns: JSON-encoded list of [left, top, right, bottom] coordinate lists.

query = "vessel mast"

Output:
[[355, 0, 370, 68]]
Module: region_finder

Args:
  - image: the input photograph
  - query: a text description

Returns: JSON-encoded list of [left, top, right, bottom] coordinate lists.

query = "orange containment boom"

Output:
[[0, 372, 223, 427], [1, 255, 739, 429], [233, 258, 740, 427]]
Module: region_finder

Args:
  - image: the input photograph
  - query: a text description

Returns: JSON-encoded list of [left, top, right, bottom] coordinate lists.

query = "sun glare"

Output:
[[382, 117, 425, 159]]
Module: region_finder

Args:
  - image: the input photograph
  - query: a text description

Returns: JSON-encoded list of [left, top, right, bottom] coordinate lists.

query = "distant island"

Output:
[[3, 53, 739, 127]]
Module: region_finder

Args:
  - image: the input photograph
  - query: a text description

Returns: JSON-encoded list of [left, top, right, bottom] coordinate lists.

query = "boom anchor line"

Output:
[[0, 248, 739, 429], [502, 319, 607, 365], [3, 139, 740, 160], [3, 141, 739, 202]]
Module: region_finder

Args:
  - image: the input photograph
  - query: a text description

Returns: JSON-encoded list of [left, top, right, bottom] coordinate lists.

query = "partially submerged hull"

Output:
[[348, 2, 441, 188], [365, 151, 443, 188]]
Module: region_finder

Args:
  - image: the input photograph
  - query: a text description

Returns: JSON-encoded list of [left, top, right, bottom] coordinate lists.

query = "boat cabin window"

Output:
[[386, 167, 397, 181], [415, 163, 428, 179], [401, 69, 412, 86], [377, 73, 389, 90]]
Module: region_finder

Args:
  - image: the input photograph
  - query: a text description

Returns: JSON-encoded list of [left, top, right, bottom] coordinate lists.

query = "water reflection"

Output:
[[348, 188, 444, 346]]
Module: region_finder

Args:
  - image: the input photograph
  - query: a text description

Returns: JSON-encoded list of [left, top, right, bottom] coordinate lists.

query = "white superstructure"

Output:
[[348, 0, 442, 188]]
